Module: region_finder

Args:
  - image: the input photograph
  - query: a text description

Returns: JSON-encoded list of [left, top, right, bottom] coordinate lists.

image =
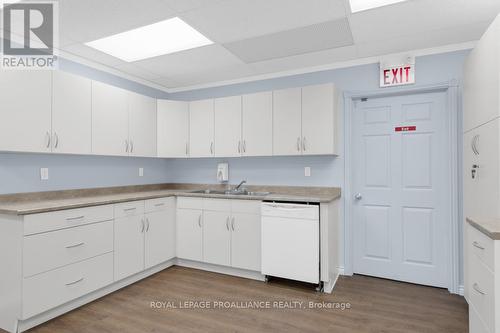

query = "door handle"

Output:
[[53, 132, 59, 149], [45, 131, 51, 148], [231, 216, 235, 231], [125, 140, 129, 153], [302, 137, 306, 151], [354, 193, 362, 200], [198, 214, 202, 227], [146, 218, 150, 232], [226, 216, 230, 230], [296, 137, 301, 151], [141, 218, 145, 233]]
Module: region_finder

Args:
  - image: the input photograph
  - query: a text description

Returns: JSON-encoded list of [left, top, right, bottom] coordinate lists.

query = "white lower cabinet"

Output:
[[231, 213, 261, 271], [145, 198, 176, 268], [203, 210, 231, 266], [176, 208, 203, 261], [114, 214, 146, 281]]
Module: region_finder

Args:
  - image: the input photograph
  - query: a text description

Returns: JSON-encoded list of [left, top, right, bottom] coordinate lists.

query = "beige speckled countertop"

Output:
[[466, 217, 500, 240], [0, 183, 341, 215]]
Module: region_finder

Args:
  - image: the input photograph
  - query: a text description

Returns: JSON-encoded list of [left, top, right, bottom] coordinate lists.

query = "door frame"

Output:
[[343, 81, 460, 294]]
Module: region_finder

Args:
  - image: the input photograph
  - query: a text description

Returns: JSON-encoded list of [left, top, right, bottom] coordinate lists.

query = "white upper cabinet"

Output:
[[91, 81, 129, 156], [157, 100, 189, 158], [0, 70, 52, 153], [52, 71, 92, 155], [128, 92, 157, 157], [242, 92, 273, 156], [189, 99, 215, 157], [214, 96, 242, 157], [302, 83, 337, 155], [273, 87, 302, 156], [463, 16, 500, 132]]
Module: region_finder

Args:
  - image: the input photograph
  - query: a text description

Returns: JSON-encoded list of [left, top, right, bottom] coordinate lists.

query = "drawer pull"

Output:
[[65, 277, 84, 286], [473, 283, 486, 295], [154, 203, 165, 207], [124, 207, 137, 212], [472, 241, 485, 250], [65, 242, 85, 249], [66, 215, 85, 221]]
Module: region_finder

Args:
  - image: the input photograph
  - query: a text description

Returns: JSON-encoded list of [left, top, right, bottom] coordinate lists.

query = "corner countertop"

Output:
[[0, 184, 341, 215], [466, 217, 500, 240]]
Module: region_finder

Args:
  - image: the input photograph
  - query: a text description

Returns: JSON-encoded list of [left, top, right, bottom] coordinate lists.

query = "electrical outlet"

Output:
[[139, 167, 144, 177], [40, 168, 49, 180], [304, 167, 311, 177]]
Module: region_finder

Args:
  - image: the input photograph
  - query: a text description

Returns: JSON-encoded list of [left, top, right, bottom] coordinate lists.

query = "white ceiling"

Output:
[[55, 0, 500, 91]]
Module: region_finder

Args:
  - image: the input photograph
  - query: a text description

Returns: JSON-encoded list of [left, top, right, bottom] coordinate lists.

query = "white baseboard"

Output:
[[458, 285, 465, 296]]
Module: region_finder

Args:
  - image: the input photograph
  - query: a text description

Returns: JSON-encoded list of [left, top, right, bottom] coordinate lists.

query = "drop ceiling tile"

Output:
[[61, 43, 127, 67], [113, 63, 163, 81], [159, 0, 227, 13], [59, 0, 177, 43], [180, 0, 347, 43]]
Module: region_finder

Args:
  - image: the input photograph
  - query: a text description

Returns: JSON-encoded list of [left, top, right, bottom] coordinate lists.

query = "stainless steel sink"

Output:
[[189, 189, 227, 195], [189, 189, 270, 196]]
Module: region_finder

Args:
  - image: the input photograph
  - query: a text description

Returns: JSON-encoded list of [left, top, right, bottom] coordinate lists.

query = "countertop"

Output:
[[0, 183, 341, 215], [466, 217, 500, 240]]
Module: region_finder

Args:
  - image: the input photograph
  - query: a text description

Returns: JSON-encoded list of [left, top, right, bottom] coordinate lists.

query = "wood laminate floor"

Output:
[[15, 266, 467, 333]]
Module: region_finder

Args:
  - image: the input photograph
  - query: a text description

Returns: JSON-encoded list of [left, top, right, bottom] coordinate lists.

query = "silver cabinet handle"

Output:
[[198, 214, 202, 227], [302, 137, 306, 151], [141, 218, 145, 233], [473, 283, 486, 295], [146, 218, 150, 232], [472, 135, 480, 155], [53, 132, 59, 149], [66, 215, 85, 221], [66, 277, 84, 286], [45, 131, 51, 148], [125, 140, 129, 152], [65, 242, 85, 249], [154, 203, 164, 207], [226, 216, 230, 230], [185, 142, 189, 156], [296, 137, 300, 151], [243, 140, 246, 153], [238, 141, 241, 154], [124, 207, 137, 212], [231, 216, 235, 231], [472, 241, 485, 250], [130, 140, 134, 153], [210, 142, 214, 155]]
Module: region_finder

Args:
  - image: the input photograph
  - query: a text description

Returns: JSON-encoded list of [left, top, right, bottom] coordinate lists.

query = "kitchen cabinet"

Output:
[[302, 83, 337, 155], [189, 99, 214, 157], [214, 96, 242, 157], [91, 81, 129, 156], [0, 70, 52, 153], [144, 198, 176, 268], [157, 100, 189, 157], [176, 208, 203, 261], [128, 92, 157, 157], [242, 92, 273, 156], [273, 87, 302, 155], [203, 210, 231, 266], [52, 71, 92, 155], [231, 212, 261, 271]]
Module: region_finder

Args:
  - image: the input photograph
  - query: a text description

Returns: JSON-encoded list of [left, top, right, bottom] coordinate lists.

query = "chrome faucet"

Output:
[[234, 180, 247, 192]]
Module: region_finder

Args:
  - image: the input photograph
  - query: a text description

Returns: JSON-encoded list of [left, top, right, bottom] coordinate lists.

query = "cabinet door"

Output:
[[302, 83, 336, 155], [203, 210, 231, 266], [145, 202, 176, 268], [91, 81, 129, 156], [189, 99, 214, 157], [157, 100, 189, 157], [242, 92, 273, 156], [231, 213, 261, 271], [273, 88, 302, 156], [52, 71, 92, 155], [128, 92, 157, 157], [176, 209, 203, 261], [214, 96, 242, 157], [114, 215, 145, 281], [0, 70, 51, 153]]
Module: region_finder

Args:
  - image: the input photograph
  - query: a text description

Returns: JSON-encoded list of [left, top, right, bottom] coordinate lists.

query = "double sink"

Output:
[[189, 189, 271, 196]]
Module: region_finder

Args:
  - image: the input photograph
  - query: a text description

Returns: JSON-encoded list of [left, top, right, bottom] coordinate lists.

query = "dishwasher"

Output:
[[261, 201, 321, 288]]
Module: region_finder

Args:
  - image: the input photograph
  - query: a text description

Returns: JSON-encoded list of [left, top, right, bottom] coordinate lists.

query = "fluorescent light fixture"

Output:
[[349, 0, 409, 13], [85, 17, 213, 62]]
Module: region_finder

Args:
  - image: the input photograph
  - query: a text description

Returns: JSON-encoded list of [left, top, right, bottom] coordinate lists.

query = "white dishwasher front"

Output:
[[261, 202, 320, 284]]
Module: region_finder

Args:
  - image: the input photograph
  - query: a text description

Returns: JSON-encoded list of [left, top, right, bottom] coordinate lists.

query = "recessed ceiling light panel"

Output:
[[349, 0, 409, 13], [85, 17, 213, 62]]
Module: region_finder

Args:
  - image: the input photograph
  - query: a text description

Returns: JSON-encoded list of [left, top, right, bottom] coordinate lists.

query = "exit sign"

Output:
[[380, 56, 415, 88]]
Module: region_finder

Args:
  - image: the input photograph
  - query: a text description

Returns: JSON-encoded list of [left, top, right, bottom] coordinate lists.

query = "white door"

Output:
[[91, 81, 129, 156], [273, 88, 302, 156], [128, 92, 157, 157], [176, 209, 203, 261], [231, 213, 261, 271], [0, 70, 52, 153], [203, 210, 231, 266], [189, 99, 215, 157], [157, 100, 189, 157], [352, 92, 450, 288], [52, 71, 92, 155], [114, 215, 145, 281], [214, 96, 242, 157], [145, 208, 175, 268], [242, 92, 273, 156], [302, 83, 337, 155]]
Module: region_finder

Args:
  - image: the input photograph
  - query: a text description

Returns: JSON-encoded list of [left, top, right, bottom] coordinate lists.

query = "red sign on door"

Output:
[[395, 126, 416, 132]]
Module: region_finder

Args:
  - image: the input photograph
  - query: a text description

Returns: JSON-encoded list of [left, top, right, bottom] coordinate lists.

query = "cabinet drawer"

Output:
[[177, 197, 203, 209], [231, 200, 261, 214], [204, 198, 231, 212], [468, 254, 495, 331], [23, 220, 113, 278], [24, 205, 113, 235], [114, 201, 144, 219], [22, 252, 113, 319], [145, 197, 174, 213], [467, 223, 494, 271]]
